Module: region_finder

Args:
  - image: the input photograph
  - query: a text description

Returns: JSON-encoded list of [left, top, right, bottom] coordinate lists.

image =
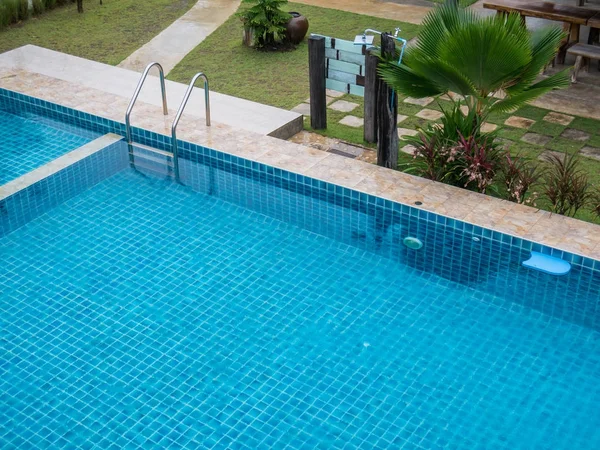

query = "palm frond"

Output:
[[490, 69, 570, 112]]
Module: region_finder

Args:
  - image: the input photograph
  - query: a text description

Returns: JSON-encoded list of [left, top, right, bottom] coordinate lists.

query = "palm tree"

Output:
[[378, 1, 569, 119]]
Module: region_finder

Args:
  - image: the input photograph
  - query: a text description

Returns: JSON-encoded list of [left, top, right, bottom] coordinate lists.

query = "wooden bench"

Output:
[[483, 0, 600, 63], [568, 43, 600, 81]]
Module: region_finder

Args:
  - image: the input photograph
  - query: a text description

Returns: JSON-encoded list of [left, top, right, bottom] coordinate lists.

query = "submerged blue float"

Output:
[[523, 251, 572, 276]]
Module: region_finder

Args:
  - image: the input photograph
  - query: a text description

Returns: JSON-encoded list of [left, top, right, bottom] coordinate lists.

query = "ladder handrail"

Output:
[[125, 62, 168, 146], [171, 72, 211, 181]]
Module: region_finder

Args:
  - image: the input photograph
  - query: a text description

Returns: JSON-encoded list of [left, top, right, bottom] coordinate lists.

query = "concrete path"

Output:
[[118, 0, 240, 75], [293, 0, 431, 25]]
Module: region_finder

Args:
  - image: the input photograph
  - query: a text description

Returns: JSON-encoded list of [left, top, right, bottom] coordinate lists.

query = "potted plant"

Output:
[[239, 0, 291, 49]]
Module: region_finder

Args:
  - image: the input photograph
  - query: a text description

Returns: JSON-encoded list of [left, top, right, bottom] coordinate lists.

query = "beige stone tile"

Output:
[[504, 116, 535, 129], [404, 96, 434, 106], [398, 128, 418, 138], [338, 115, 363, 128], [400, 144, 417, 155], [543, 111, 574, 126], [415, 108, 443, 120], [579, 146, 600, 161], [326, 89, 345, 98], [481, 122, 498, 133], [291, 103, 311, 115], [397, 114, 408, 124], [328, 100, 359, 113]]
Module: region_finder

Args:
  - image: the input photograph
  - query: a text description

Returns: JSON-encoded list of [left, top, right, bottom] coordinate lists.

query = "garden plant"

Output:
[[238, 0, 291, 49], [376, 1, 600, 217]]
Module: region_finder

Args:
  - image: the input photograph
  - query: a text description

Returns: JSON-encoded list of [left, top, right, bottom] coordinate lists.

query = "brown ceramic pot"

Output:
[[286, 12, 309, 44]]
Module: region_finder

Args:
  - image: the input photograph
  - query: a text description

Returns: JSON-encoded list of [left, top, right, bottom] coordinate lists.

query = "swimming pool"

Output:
[[1, 91, 600, 449], [0, 105, 99, 186]]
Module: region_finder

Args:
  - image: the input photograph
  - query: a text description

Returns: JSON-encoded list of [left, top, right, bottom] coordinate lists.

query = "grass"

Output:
[[0, 0, 196, 65], [168, 2, 420, 110]]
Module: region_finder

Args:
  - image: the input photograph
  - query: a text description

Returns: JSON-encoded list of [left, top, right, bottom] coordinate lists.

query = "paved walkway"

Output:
[[293, 0, 431, 25], [118, 0, 240, 75]]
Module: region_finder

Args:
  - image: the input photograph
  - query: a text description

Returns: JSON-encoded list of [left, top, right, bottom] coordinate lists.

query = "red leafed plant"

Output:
[[499, 153, 545, 205], [453, 132, 501, 194]]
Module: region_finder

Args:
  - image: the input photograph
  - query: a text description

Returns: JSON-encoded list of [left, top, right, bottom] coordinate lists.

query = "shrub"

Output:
[[592, 188, 600, 219], [239, 0, 290, 48], [543, 152, 592, 217], [453, 132, 501, 193], [499, 153, 544, 205], [32, 0, 45, 15], [43, 0, 57, 9], [0, 0, 20, 28], [17, 0, 29, 21], [403, 103, 501, 193]]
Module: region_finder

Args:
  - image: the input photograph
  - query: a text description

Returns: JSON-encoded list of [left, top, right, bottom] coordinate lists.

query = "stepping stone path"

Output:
[[401, 144, 417, 155], [481, 123, 498, 133], [561, 128, 590, 142], [397, 114, 408, 124], [416, 109, 443, 120], [339, 116, 363, 128], [291, 103, 311, 115], [521, 133, 552, 146], [505, 116, 536, 129], [579, 146, 600, 160], [538, 150, 566, 162], [404, 96, 434, 106], [329, 100, 359, 113], [398, 128, 419, 138], [543, 112, 574, 126]]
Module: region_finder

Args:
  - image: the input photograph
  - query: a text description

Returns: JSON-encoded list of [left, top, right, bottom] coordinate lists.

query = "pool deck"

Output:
[[1, 47, 600, 261], [0, 46, 302, 139]]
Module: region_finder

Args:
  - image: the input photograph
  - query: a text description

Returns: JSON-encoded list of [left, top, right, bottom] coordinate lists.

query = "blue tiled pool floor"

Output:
[[1, 170, 600, 449], [0, 109, 98, 185]]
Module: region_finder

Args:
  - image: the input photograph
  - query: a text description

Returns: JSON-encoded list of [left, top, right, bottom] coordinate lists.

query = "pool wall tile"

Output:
[[1, 88, 599, 330], [0, 140, 128, 237]]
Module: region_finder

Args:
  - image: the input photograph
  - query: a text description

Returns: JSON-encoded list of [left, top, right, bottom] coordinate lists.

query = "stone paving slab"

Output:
[[2, 66, 600, 261], [580, 146, 600, 160], [505, 116, 536, 129], [338, 115, 364, 128], [0, 45, 302, 139], [329, 100, 359, 113], [544, 112, 574, 126]]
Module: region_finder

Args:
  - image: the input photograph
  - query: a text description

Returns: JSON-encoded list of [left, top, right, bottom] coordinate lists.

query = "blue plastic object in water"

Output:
[[522, 251, 571, 276]]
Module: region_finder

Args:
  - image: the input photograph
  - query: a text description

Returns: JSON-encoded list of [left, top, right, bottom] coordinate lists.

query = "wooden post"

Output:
[[364, 48, 378, 143], [376, 33, 399, 169], [308, 35, 327, 130]]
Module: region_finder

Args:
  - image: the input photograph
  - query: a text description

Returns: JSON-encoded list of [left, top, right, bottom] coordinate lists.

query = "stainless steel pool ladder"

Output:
[[125, 64, 211, 182], [125, 62, 168, 160], [171, 72, 211, 181]]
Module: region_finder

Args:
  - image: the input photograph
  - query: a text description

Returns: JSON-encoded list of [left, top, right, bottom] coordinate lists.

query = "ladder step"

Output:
[[131, 142, 173, 158], [130, 142, 174, 167]]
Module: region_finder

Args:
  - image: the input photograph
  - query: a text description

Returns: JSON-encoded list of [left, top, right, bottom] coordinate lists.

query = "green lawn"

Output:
[[168, 2, 420, 110], [0, 0, 196, 65]]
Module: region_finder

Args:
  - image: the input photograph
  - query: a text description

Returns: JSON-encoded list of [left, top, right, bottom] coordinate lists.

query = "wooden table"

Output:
[[483, 0, 600, 61]]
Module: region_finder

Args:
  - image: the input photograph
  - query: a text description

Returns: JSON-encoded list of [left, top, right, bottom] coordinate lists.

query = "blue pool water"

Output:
[[1, 164, 600, 449], [0, 109, 99, 185]]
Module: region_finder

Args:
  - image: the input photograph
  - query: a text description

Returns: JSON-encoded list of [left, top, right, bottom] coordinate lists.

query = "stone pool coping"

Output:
[[1, 67, 600, 261]]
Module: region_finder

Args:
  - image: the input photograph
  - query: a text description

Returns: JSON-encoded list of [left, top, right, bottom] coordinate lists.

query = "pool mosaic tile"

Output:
[[1, 170, 600, 449], [0, 108, 99, 185]]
